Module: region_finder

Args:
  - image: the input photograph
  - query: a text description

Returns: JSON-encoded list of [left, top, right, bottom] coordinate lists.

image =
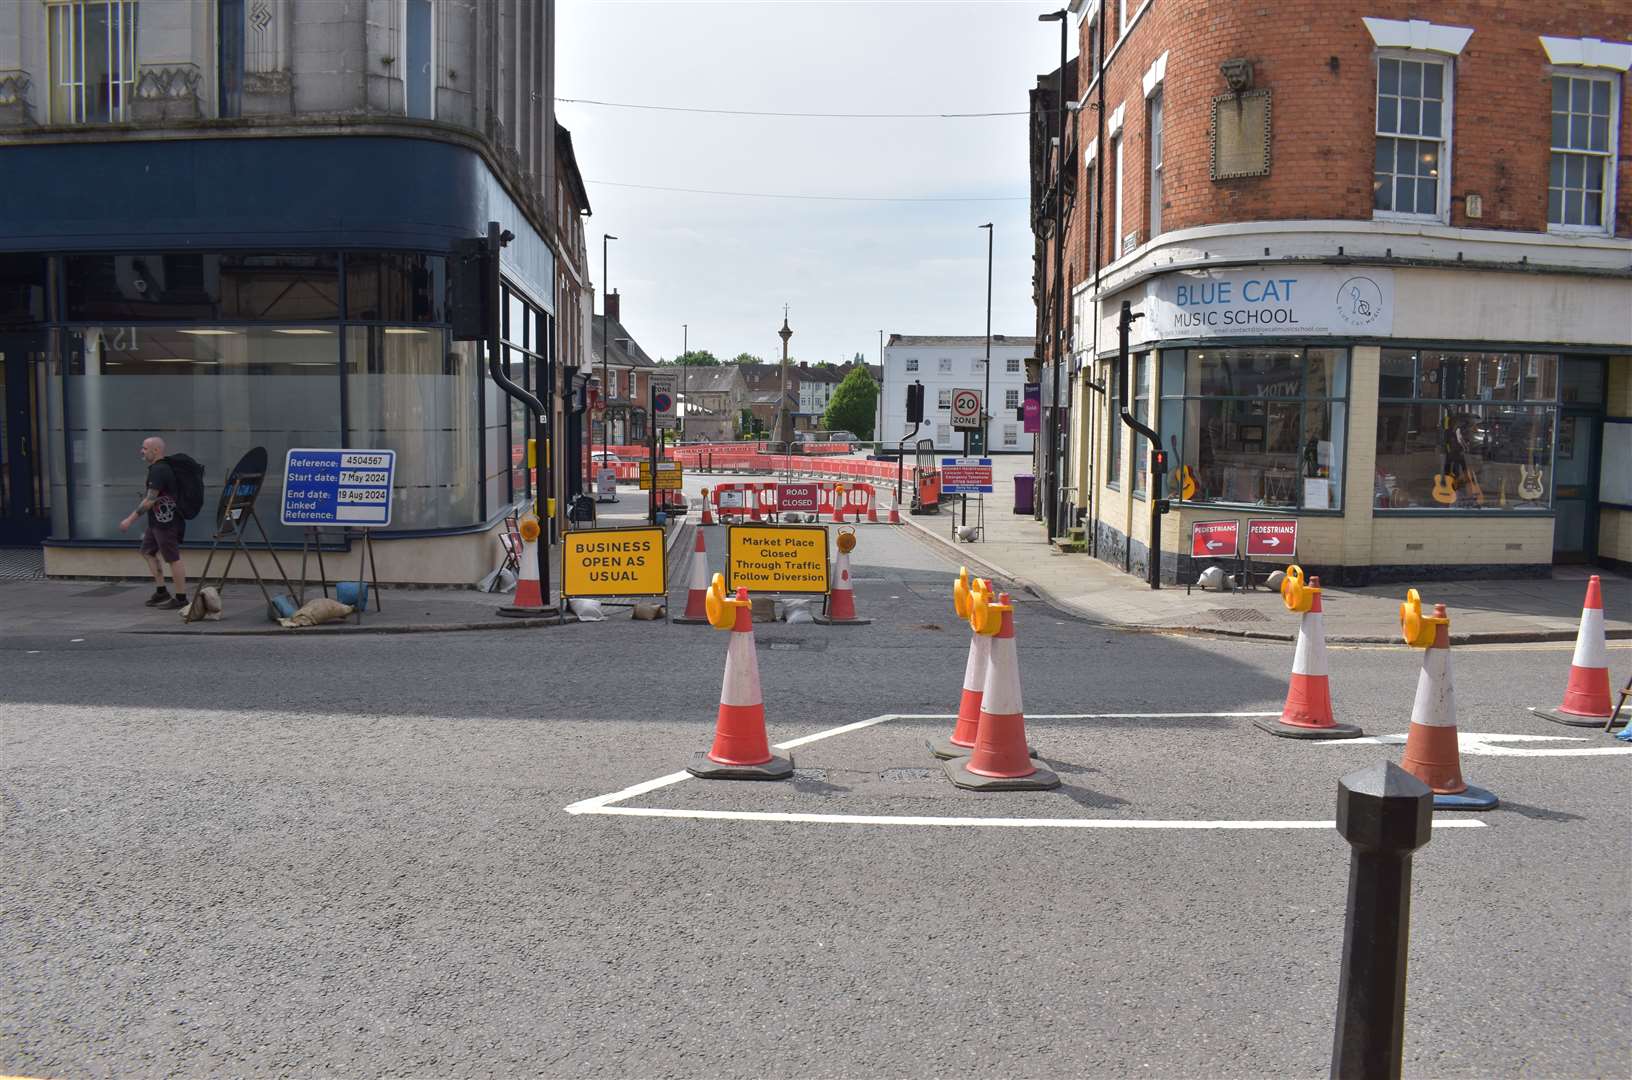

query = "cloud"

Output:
[[557, 0, 1067, 363]]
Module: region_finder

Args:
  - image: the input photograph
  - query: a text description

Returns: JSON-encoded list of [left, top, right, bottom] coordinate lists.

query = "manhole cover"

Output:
[[1208, 608, 1270, 623], [879, 767, 941, 782]]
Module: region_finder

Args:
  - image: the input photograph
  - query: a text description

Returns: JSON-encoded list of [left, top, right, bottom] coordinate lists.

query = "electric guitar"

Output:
[[1169, 436, 1197, 500], [1518, 417, 1546, 500], [1464, 459, 1486, 507]]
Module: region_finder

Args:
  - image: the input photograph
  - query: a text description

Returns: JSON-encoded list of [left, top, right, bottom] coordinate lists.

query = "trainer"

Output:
[[118, 436, 189, 610]]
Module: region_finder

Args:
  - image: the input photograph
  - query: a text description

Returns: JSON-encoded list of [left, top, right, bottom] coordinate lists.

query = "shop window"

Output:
[[0, 255, 49, 325], [1005, 388, 1020, 410], [345, 253, 447, 323], [1374, 55, 1450, 220], [1106, 361, 1122, 488], [1133, 353, 1151, 494], [1549, 74, 1615, 232], [1166, 347, 1348, 511], [1375, 349, 1558, 511], [506, 346, 530, 499], [61, 325, 344, 542], [49, 0, 138, 124]]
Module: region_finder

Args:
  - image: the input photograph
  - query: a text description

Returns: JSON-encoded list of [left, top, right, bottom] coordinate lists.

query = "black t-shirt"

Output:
[[145, 460, 181, 529]]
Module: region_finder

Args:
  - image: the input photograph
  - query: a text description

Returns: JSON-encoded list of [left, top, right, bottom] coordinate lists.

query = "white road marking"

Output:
[[1324, 732, 1632, 758], [564, 711, 1488, 831]]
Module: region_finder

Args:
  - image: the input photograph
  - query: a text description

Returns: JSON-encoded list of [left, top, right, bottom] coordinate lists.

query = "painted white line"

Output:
[[564, 711, 1493, 832], [581, 805, 1486, 831], [1322, 732, 1632, 758]]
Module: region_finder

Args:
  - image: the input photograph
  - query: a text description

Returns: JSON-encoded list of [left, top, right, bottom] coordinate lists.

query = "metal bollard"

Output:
[[1330, 761, 1433, 1080]]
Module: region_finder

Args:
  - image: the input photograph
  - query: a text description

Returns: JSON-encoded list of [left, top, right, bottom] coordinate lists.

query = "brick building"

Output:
[[1036, 0, 1632, 584]]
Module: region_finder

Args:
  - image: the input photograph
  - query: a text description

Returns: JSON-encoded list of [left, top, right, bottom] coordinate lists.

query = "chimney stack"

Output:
[[606, 289, 620, 323]]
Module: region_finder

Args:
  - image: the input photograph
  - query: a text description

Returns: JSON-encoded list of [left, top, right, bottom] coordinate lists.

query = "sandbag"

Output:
[[279, 597, 355, 628]]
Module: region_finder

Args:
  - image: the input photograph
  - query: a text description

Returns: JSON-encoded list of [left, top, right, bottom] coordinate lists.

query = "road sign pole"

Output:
[[649, 379, 658, 526]]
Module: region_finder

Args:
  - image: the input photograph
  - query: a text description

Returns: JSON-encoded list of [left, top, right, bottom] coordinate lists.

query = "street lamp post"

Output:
[[980, 223, 993, 455], [682, 322, 688, 442], [600, 234, 617, 478], [1039, 9, 1067, 539]]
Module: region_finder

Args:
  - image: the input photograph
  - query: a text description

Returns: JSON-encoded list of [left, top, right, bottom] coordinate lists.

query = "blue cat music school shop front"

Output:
[[0, 135, 558, 584]]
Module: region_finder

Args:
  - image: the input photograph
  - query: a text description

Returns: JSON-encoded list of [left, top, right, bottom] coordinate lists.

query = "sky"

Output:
[[555, 0, 1075, 366]]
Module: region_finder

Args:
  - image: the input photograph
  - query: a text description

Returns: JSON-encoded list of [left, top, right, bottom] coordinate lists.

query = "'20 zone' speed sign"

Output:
[[951, 388, 982, 431]]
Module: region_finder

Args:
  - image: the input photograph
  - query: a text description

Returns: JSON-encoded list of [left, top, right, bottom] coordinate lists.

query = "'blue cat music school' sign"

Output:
[[281, 449, 396, 528]]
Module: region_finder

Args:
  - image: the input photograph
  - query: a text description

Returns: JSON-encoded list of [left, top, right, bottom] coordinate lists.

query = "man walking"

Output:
[[119, 436, 189, 610]]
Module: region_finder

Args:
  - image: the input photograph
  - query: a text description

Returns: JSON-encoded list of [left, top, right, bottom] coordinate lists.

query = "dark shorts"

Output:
[[141, 521, 185, 563]]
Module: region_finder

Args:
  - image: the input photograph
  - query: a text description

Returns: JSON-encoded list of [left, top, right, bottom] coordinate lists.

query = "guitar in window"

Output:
[[1169, 435, 1197, 500], [1518, 415, 1546, 501]]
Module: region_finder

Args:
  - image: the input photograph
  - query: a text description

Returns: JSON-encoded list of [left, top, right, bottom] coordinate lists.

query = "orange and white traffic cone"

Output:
[[866, 486, 881, 524], [497, 513, 555, 617], [699, 487, 716, 526], [748, 484, 763, 522], [928, 629, 991, 760], [688, 581, 793, 780], [1532, 574, 1614, 727], [815, 533, 871, 625], [888, 492, 902, 525], [672, 530, 712, 625], [1401, 602, 1497, 810], [943, 592, 1059, 790], [1256, 572, 1362, 739]]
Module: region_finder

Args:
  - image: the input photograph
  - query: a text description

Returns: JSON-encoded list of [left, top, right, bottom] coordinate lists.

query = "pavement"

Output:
[[885, 454, 1632, 645], [4, 516, 1628, 1079], [0, 492, 686, 638]]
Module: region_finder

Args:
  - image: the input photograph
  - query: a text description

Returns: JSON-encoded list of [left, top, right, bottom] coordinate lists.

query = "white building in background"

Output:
[[879, 335, 1035, 453]]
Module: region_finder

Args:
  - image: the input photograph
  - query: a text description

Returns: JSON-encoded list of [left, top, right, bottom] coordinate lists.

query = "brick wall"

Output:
[[1061, 1, 1632, 283]]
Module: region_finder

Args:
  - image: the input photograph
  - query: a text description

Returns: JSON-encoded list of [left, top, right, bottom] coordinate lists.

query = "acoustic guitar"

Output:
[[1431, 471, 1459, 505], [1169, 436, 1197, 500]]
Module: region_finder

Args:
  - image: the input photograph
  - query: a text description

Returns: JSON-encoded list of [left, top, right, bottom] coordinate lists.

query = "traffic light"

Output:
[[1152, 449, 1168, 476], [906, 380, 925, 423]]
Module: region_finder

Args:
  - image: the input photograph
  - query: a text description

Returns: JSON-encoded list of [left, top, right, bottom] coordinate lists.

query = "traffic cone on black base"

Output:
[[1401, 600, 1497, 811], [1532, 575, 1614, 727], [943, 593, 1059, 791], [1255, 570, 1362, 740], [815, 530, 871, 625], [672, 530, 711, 625], [688, 580, 794, 781], [928, 630, 991, 760]]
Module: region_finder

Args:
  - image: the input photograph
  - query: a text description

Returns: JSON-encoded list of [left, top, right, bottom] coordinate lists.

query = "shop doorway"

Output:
[[1553, 358, 1606, 564], [0, 332, 52, 545]]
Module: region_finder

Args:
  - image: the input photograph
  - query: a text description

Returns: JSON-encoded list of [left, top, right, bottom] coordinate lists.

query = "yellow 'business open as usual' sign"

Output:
[[726, 525, 829, 594], [563, 526, 667, 597]]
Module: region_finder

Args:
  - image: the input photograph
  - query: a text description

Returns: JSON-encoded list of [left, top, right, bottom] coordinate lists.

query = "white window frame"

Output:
[[1003, 424, 1019, 447], [1111, 133, 1125, 257], [1005, 357, 1020, 374], [938, 357, 953, 372], [904, 356, 918, 372], [1147, 90, 1164, 237], [937, 388, 952, 410], [47, 0, 139, 124], [402, 0, 437, 120], [1005, 388, 1020, 410], [1547, 69, 1620, 236], [935, 422, 951, 443], [1371, 49, 1454, 224]]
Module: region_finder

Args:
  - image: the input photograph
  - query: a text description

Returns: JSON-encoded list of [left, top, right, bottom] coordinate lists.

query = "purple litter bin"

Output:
[[1013, 473, 1035, 515]]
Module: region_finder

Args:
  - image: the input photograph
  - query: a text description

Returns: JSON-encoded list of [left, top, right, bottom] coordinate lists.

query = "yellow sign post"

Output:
[[638, 461, 684, 491], [726, 524, 830, 594], [562, 525, 667, 598]]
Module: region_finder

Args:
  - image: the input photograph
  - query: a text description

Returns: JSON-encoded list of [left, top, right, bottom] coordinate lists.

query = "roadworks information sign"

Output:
[[563, 526, 667, 597], [727, 524, 830, 594]]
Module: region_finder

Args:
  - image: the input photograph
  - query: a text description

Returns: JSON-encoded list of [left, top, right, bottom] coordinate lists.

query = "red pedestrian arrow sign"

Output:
[[1246, 519, 1298, 558], [1191, 520, 1240, 558]]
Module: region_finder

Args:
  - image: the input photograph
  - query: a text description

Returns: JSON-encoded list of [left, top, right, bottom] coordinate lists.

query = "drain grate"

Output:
[[1208, 607, 1270, 624], [0, 548, 45, 583]]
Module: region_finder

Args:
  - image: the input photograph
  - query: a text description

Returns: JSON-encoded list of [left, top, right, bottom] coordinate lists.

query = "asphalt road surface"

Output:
[[3, 521, 1629, 1079]]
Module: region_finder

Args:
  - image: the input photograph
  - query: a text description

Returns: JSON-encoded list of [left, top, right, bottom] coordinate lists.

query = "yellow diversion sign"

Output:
[[638, 462, 684, 490], [726, 524, 829, 594], [563, 526, 667, 597]]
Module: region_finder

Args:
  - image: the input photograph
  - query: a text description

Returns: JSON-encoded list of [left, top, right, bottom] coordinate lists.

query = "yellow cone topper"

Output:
[[968, 579, 1004, 636], [1399, 588, 1448, 648], [953, 566, 972, 619], [705, 572, 746, 631], [1281, 564, 1316, 613]]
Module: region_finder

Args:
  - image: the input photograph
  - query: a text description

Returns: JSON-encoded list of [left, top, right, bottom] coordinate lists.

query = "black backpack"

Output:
[[163, 454, 206, 520]]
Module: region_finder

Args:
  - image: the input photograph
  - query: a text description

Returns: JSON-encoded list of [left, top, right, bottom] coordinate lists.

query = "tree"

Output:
[[675, 350, 720, 366], [731, 352, 763, 365], [823, 366, 878, 439]]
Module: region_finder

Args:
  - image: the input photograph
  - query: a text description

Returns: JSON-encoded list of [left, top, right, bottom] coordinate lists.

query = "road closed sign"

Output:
[[1246, 519, 1297, 558], [727, 524, 830, 594], [563, 526, 667, 597], [1191, 520, 1240, 558]]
